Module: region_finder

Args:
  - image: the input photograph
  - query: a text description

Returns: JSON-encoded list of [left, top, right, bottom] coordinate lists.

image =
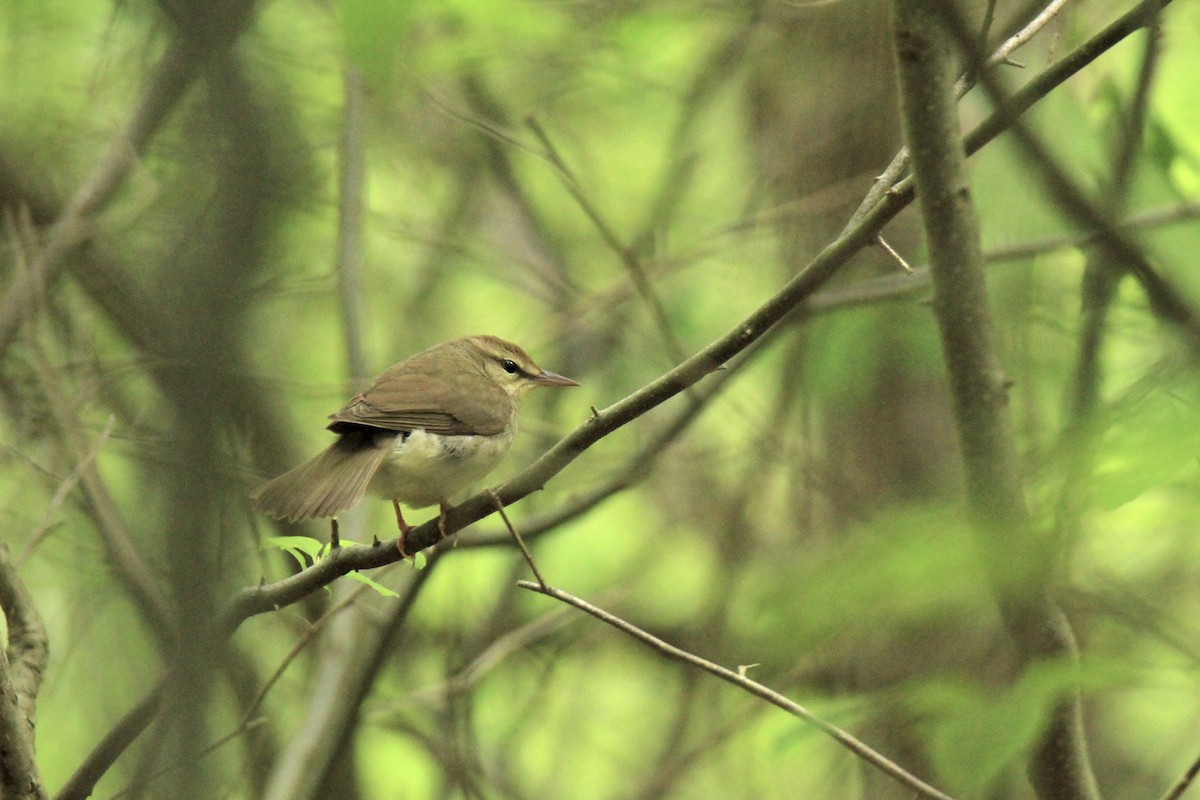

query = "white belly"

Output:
[[368, 427, 515, 508]]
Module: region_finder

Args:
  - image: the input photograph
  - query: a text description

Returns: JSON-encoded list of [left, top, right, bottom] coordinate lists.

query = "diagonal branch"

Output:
[[219, 178, 899, 630], [1159, 748, 1200, 800], [518, 580, 957, 800], [959, 17, 1200, 353], [54, 681, 167, 800], [849, 0, 1178, 234]]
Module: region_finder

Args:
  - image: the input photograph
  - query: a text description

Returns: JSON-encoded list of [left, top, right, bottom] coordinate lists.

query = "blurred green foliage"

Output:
[[2, 1, 1200, 799]]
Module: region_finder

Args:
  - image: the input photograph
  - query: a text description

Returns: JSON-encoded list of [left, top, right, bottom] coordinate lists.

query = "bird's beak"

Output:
[[533, 370, 580, 388]]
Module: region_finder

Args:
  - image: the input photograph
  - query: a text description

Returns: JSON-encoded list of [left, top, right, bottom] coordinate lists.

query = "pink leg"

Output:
[[437, 502, 451, 540], [394, 500, 413, 557]]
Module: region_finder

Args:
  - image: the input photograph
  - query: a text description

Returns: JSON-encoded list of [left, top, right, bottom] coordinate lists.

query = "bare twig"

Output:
[[957, 0, 1073, 95], [876, 235, 914, 272], [517, 580, 956, 800], [1159, 748, 1200, 800], [487, 490, 545, 589]]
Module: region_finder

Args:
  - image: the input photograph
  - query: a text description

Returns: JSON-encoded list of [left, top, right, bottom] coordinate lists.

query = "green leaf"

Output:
[[347, 570, 401, 597], [263, 535, 325, 569]]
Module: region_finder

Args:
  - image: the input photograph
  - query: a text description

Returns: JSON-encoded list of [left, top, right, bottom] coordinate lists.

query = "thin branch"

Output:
[[959, 0, 1073, 94], [875, 235, 914, 272], [487, 490, 545, 589], [54, 681, 166, 800], [1159, 748, 1200, 800], [517, 581, 956, 800]]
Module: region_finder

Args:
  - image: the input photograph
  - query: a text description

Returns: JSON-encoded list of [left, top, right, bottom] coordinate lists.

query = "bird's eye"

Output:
[[501, 359, 519, 374]]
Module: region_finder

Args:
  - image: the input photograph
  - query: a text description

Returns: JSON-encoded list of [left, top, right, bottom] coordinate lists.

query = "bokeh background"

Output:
[[2, 0, 1200, 798]]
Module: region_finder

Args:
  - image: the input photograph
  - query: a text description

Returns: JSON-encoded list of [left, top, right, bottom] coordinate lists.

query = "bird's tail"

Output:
[[251, 431, 394, 522]]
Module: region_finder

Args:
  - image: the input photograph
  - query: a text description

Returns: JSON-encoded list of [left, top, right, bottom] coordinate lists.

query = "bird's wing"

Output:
[[327, 366, 513, 436]]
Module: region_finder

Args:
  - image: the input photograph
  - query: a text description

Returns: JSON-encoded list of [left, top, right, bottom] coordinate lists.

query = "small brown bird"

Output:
[[252, 335, 578, 551]]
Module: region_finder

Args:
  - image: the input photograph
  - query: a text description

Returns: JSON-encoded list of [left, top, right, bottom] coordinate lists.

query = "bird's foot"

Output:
[[394, 500, 415, 558]]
